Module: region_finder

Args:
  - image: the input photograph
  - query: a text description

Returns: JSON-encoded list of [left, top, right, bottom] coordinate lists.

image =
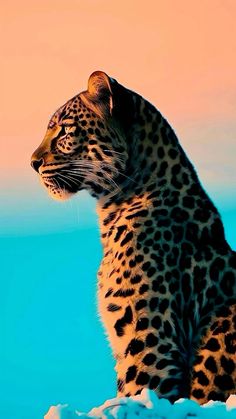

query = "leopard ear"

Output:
[[87, 71, 114, 115]]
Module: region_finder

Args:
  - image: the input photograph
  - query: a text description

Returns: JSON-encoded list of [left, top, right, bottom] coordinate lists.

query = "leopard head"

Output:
[[31, 71, 134, 200]]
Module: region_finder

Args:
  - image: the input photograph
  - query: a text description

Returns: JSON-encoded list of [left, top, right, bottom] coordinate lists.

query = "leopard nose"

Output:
[[31, 157, 44, 173]]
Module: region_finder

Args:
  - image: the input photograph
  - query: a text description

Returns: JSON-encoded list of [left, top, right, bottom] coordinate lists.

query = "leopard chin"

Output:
[[40, 176, 76, 201], [48, 188, 74, 201]]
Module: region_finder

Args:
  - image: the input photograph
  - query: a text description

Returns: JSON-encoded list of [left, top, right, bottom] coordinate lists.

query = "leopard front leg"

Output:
[[99, 286, 188, 401], [114, 328, 187, 401], [98, 250, 190, 402]]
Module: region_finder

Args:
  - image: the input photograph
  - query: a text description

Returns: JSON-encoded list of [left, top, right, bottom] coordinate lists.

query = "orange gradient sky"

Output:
[[1, 0, 236, 193]]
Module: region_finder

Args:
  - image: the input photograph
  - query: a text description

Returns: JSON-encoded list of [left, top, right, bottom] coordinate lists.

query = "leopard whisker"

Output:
[[57, 173, 77, 187], [53, 177, 64, 196]]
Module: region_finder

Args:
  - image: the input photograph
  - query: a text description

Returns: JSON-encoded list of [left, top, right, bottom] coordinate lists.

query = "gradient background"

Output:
[[1, 1, 236, 418]]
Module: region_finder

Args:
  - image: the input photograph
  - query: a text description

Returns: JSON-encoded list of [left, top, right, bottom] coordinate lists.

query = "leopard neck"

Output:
[[97, 94, 209, 214]]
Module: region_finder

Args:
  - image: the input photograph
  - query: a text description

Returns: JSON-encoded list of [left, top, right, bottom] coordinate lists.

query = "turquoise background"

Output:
[[0, 180, 235, 418]]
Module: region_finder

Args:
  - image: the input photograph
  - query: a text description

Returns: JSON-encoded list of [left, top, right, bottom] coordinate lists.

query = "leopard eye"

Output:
[[59, 122, 75, 129], [65, 124, 74, 131], [58, 114, 75, 126]]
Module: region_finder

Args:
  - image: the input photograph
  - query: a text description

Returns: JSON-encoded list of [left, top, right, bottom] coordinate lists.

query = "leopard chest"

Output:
[[96, 211, 176, 353], [97, 226, 142, 353]]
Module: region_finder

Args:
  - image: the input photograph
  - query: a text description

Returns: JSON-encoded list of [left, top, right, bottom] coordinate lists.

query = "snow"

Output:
[[44, 389, 236, 419]]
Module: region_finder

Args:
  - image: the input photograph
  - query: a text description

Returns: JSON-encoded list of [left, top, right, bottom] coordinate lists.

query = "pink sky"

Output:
[[1, 0, 236, 191]]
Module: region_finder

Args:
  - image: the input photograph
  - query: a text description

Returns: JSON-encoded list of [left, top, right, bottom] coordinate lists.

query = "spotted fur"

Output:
[[31, 71, 236, 403]]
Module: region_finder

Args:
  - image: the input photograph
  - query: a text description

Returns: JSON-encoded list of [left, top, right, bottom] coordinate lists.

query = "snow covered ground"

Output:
[[44, 389, 236, 419]]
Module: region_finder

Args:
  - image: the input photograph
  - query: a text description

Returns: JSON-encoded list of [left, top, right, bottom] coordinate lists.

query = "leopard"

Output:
[[31, 71, 236, 404]]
